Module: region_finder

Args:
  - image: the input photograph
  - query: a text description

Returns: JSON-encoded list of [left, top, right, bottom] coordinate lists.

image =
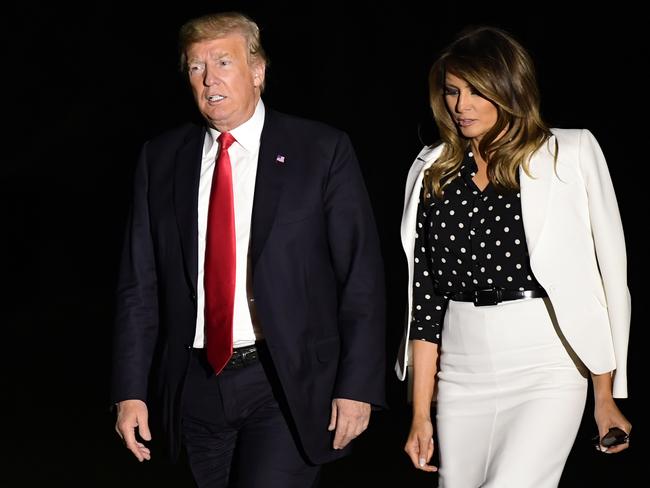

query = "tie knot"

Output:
[[218, 132, 236, 152]]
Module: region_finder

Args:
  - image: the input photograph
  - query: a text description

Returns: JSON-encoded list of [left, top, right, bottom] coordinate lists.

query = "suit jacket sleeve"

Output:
[[324, 132, 386, 408], [578, 129, 630, 398], [111, 142, 160, 403]]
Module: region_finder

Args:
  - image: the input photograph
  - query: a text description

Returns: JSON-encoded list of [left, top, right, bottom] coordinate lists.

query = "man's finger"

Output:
[[136, 442, 152, 460], [138, 414, 152, 442], [333, 419, 352, 449], [125, 435, 144, 462], [328, 401, 337, 431]]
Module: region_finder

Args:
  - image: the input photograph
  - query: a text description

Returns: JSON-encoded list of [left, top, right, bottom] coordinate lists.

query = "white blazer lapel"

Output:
[[401, 145, 443, 252], [519, 135, 556, 259]]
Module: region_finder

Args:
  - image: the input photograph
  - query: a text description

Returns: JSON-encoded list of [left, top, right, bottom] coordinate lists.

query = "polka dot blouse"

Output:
[[410, 150, 544, 343]]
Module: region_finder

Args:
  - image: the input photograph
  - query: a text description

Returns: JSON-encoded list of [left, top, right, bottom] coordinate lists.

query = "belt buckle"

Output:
[[473, 287, 502, 306], [225, 346, 257, 370], [240, 347, 256, 362]]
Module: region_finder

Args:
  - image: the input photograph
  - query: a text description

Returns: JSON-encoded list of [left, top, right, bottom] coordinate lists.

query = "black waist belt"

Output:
[[192, 343, 260, 371], [448, 288, 547, 306]]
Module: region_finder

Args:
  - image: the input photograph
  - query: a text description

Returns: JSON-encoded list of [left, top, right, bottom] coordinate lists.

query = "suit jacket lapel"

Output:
[[174, 125, 205, 295], [519, 135, 556, 259], [250, 110, 287, 267]]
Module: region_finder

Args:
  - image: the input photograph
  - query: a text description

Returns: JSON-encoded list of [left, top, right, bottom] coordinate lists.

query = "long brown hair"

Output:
[[425, 26, 553, 198]]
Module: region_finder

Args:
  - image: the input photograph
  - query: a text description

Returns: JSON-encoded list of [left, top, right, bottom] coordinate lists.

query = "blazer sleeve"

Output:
[[323, 132, 387, 408], [111, 142, 160, 404], [578, 129, 631, 398]]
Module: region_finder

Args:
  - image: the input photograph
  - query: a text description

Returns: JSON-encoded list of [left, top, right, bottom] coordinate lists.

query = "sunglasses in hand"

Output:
[[592, 427, 629, 450]]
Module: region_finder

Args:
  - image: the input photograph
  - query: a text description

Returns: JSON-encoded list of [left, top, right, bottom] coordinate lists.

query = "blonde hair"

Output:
[[178, 12, 268, 90], [425, 26, 553, 198]]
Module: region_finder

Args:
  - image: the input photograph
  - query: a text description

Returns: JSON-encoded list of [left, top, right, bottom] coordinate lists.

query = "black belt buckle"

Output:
[[473, 287, 502, 306], [224, 345, 258, 370]]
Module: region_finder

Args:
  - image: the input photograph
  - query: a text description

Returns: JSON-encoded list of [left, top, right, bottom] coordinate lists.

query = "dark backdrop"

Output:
[[5, 1, 644, 486]]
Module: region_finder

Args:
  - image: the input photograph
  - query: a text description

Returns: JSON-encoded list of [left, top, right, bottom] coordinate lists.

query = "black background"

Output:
[[5, 1, 645, 486]]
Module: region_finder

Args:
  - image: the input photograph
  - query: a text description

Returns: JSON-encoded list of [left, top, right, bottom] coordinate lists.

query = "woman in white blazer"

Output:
[[398, 26, 631, 487]]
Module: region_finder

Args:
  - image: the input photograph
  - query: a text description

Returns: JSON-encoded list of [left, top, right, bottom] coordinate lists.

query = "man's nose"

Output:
[[204, 65, 221, 86]]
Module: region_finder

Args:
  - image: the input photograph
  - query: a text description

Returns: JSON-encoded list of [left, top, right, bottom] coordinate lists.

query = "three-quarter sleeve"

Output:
[[410, 185, 448, 343]]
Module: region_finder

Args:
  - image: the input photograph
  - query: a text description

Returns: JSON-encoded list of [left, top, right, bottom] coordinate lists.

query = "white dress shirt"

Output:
[[193, 100, 265, 348]]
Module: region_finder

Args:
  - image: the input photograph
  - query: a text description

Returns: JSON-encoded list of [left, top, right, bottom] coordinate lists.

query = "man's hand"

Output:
[[115, 399, 152, 462], [328, 398, 371, 449]]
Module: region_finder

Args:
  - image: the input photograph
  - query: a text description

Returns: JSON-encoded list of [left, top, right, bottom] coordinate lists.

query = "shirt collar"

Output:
[[204, 99, 266, 156]]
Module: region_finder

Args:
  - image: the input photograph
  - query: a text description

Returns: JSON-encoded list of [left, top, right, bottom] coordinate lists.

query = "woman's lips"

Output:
[[458, 119, 476, 127]]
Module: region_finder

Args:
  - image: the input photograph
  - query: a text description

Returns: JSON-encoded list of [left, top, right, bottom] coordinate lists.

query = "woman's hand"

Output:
[[404, 415, 438, 472], [594, 398, 631, 454], [591, 372, 631, 454]]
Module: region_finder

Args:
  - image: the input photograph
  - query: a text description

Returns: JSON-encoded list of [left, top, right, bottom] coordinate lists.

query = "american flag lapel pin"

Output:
[[276, 154, 286, 163]]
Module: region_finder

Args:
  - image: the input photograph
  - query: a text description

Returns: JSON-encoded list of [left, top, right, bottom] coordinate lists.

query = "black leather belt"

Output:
[[448, 288, 547, 306], [192, 344, 259, 371], [224, 344, 259, 370]]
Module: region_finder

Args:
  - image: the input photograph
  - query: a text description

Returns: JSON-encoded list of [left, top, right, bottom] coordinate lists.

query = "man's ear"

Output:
[[252, 62, 266, 88]]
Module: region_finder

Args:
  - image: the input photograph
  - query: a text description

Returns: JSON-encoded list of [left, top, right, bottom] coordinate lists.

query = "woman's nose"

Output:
[[456, 92, 470, 112]]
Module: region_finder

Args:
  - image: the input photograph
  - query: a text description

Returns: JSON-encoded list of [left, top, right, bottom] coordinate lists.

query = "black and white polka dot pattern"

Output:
[[410, 150, 544, 343]]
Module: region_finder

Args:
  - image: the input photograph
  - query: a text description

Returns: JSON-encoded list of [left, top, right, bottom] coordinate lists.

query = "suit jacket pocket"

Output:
[[315, 336, 340, 363]]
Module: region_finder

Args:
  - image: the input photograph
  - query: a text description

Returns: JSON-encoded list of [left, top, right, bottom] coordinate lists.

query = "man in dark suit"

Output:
[[112, 11, 386, 487]]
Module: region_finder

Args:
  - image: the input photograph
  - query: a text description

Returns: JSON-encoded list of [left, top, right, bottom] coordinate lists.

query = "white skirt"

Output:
[[436, 297, 588, 488]]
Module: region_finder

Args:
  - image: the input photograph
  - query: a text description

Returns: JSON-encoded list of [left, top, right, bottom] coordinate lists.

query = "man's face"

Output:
[[186, 33, 265, 132]]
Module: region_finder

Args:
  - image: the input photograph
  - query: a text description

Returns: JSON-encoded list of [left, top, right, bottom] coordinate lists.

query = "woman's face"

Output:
[[444, 72, 498, 145]]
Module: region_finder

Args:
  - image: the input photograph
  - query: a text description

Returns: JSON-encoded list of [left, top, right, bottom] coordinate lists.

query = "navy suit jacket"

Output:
[[111, 108, 386, 464]]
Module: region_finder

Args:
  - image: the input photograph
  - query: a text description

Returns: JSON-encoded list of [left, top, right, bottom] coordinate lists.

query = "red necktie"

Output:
[[204, 132, 236, 375]]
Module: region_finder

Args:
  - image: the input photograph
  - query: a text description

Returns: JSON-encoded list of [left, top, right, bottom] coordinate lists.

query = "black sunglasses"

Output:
[[592, 427, 629, 450]]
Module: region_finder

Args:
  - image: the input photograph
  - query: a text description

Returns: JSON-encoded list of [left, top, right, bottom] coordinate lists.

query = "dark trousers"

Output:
[[182, 347, 320, 488]]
